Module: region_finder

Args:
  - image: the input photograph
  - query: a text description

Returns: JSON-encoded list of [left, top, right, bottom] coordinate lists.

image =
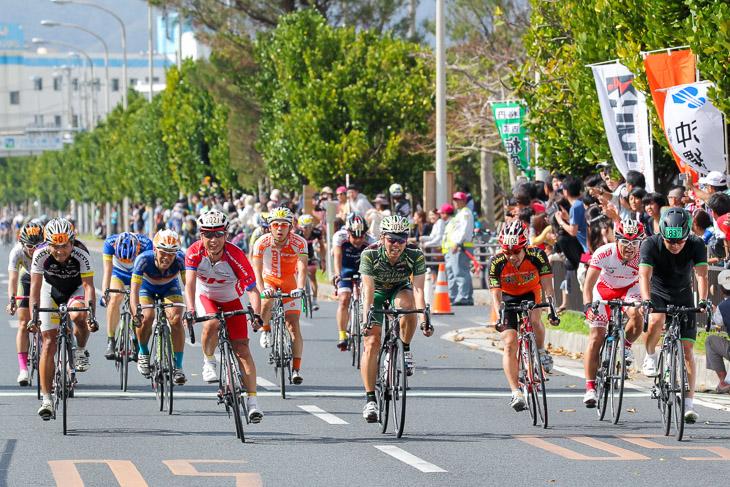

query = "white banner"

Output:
[[663, 81, 726, 175], [592, 62, 654, 191]]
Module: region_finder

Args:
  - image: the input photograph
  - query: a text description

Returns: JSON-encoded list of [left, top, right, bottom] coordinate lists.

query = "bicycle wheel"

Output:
[[391, 339, 407, 438], [30, 332, 41, 400], [595, 338, 610, 421], [59, 334, 69, 435], [150, 332, 164, 411], [657, 349, 672, 436], [305, 276, 313, 319], [120, 319, 131, 391], [277, 319, 287, 399], [376, 342, 391, 434], [223, 344, 245, 442], [517, 336, 534, 424], [529, 334, 548, 428], [348, 301, 357, 367], [671, 340, 686, 441], [609, 329, 626, 424], [162, 325, 174, 415]]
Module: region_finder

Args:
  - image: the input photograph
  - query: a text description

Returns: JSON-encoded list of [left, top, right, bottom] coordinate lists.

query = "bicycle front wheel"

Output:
[[59, 334, 69, 435], [609, 329, 626, 424], [391, 339, 407, 438], [150, 333, 164, 411], [671, 340, 686, 441], [376, 343, 391, 434], [276, 319, 287, 399], [529, 334, 548, 428], [30, 332, 41, 400], [595, 338, 610, 421], [120, 319, 131, 392], [162, 326, 174, 415], [657, 350, 672, 436], [223, 343, 245, 442], [305, 276, 313, 319]]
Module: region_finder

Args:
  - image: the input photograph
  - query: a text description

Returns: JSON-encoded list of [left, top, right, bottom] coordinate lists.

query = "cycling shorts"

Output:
[[650, 288, 697, 341], [501, 289, 543, 331], [17, 271, 30, 309], [39, 281, 86, 332], [337, 267, 359, 293], [195, 292, 251, 341], [263, 275, 300, 315], [589, 281, 641, 329], [111, 268, 132, 287], [140, 278, 183, 305], [368, 281, 413, 327]]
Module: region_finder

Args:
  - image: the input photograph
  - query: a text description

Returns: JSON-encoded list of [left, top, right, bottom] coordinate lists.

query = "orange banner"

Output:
[[643, 49, 696, 176]]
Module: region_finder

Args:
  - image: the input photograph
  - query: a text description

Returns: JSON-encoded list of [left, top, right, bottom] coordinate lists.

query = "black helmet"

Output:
[[19, 221, 44, 247], [659, 207, 691, 241]]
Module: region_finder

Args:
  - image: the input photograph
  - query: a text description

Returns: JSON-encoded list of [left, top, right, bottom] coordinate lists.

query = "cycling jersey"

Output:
[[589, 242, 640, 290], [333, 229, 377, 269], [359, 243, 426, 293], [296, 227, 323, 264], [30, 240, 93, 304], [132, 250, 186, 303], [186, 240, 257, 302], [103, 234, 153, 280], [252, 233, 308, 280], [8, 243, 32, 273], [249, 227, 266, 253], [639, 234, 707, 294], [488, 246, 552, 296]]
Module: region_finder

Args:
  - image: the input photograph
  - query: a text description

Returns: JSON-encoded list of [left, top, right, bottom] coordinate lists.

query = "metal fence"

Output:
[[423, 240, 501, 289]]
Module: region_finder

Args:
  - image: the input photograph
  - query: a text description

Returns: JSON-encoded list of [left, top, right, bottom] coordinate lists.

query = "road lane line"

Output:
[[374, 446, 446, 473], [298, 405, 348, 424], [256, 377, 277, 389], [9, 320, 18, 328]]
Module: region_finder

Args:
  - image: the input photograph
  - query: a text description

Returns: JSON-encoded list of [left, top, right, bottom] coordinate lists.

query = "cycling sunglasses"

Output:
[[617, 238, 640, 248], [202, 230, 226, 239], [663, 237, 687, 245], [385, 236, 407, 244], [270, 221, 291, 229], [504, 248, 523, 256]]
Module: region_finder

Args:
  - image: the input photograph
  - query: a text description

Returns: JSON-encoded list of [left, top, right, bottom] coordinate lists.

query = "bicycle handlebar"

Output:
[[642, 303, 711, 332], [365, 304, 433, 334], [498, 296, 559, 330], [193, 307, 253, 323], [9, 294, 29, 314], [31, 301, 97, 331]]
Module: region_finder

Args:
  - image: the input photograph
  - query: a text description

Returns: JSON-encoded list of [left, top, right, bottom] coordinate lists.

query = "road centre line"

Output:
[[256, 376, 277, 388], [297, 405, 348, 424], [374, 446, 446, 473]]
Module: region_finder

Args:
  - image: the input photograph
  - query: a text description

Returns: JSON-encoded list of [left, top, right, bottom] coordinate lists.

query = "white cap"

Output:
[[718, 270, 730, 290], [698, 171, 728, 187]]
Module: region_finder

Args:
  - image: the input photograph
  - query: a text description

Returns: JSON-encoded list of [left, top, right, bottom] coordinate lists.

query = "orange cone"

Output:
[[432, 264, 454, 315]]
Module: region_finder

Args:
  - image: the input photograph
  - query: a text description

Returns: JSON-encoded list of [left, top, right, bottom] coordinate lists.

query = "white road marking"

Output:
[[9, 320, 18, 329], [1, 279, 8, 284], [374, 446, 446, 473], [256, 376, 277, 388], [298, 405, 348, 424]]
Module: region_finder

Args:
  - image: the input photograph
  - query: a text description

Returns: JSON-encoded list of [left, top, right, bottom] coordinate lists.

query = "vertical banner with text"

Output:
[[493, 102, 531, 176], [591, 62, 654, 191]]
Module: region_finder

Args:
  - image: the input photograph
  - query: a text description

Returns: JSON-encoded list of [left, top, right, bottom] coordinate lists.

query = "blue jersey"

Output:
[[333, 229, 377, 270], [103, 234, 153, 278], [131, 250, 185, 289]]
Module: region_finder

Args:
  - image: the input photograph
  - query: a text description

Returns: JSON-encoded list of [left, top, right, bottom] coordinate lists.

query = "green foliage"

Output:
[[253, 9, 434, 197]]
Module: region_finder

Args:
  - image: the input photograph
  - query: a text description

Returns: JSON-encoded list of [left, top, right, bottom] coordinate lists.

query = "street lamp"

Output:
[[41, 19, 109, 115], [32, 38, 96, 128], [50, 0, 127, 110]]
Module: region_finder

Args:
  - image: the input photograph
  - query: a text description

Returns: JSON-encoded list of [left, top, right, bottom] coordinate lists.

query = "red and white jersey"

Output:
[[589, 242, 640, 290], [252, 233, 308, 280], [185, 241, 257, 302]]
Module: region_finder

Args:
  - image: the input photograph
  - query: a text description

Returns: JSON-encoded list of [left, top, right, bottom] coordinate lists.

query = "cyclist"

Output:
[[252, 207, 308, 384], [359, 215, 431, 422], [100, 232, 153, 361], [332, 212, 376, 350], [488, 221, 559, 412], [581, 219, 645, 407], [184, 210, 265, 423], [0, 216, 12, 244], [7, 221, 44, 386], [28, 218, 98, 419], [389, 183, 411, 218], [130, 230, 187, 385], [639, 207, 708, 424], [296, 213, 325, 311], [248, 212, 269, 258]]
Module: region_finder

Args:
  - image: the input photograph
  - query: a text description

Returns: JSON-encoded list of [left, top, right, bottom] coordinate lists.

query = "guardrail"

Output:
[[423, 240, 501, 289]]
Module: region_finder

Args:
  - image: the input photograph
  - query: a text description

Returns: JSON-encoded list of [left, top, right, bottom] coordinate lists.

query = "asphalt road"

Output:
[[1, 240, 730, 486]]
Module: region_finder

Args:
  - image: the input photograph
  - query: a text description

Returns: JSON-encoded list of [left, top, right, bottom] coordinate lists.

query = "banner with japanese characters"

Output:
[[492, 102, 530, 173], [663, 81, 726, 175], [591, 62, 654, 191]]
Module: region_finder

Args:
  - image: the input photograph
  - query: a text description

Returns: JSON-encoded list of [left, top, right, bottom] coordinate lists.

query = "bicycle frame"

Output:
[[107, 288, 133, 392], [264, 290, 294, 399]]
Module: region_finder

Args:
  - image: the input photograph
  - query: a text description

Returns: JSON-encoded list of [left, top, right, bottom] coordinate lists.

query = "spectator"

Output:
[[442, 191, 474, 305], [689, 171, 728, 204], [692, 209, 713, 244], [366, 194, 391, 237], [556, 175, 588, 252], [335, 186, 348, 220], [111, 206, 119, 234], [530, 212, 552, 250], [171, 199, 185, 234], [707, 270, 730, 394], [346, 183, 374, 217], [627, 187, 647, 221], [586, 205, 614, 253], [666, 185, 686, 208], [550, 202, 583, 313], [408, 210, 431, 243], [625, 170, 646, 190], [707, 192, 730, 260], [421, 205, 451, 283], [389, 184, 411, 218]]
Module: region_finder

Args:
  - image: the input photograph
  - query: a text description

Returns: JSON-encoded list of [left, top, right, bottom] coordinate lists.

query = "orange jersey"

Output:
[[488, 246, 552, 296], [252, 232, 308, 279]]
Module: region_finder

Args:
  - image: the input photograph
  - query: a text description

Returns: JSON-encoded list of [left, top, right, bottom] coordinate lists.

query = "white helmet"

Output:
[[389, 183, 404, 197], [44, 217, 75, 245], [197, 209, 228, 231], [298, 214, 314, 227], [268, 207, 294, 224], [380, 215, 410, 236], [153, 229, 181, 252]]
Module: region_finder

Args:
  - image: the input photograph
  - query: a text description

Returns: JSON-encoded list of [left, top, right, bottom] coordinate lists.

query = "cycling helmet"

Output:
[[268, 207, 294, 224], [380, 215, 410, 236], [19, 221, 44, 247], [614, 218, 645, 241], [659, 207, 691, 241], [44, 217, 75, 245], [153, 229, 181, 252], [347, 214, 366, 237], [498, 221, 528, 250], [114, 233, 141, 262], [258, 212, 269, 228], [345, 212, 362, 229], [298, 214, 314, 228], [389, 183, 404, 197], [197, 209, 228, 231]]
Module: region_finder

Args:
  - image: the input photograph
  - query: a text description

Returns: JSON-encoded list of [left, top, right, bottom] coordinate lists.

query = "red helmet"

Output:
[[499, 221, 528, 250], [615, 218, 644, 241]]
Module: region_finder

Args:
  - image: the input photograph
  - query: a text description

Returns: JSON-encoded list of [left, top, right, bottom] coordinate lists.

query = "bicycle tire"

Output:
[[671, 340, 686, 441], [376, 341, 390, 434], [114, 324, 123, 388], [595, 338, 610, 421], [348, 300, 357, 367], [609, 329, 626, 424], [278, 317, 287, 399], [528, 334, 548, 428], [150, 333, 164, 412], [162, 325, 174, 415], [60, 333, 69, 435], [391, 338, 407, 438], [657, 349, 672, 436], [30, 332, 41, 400], [224, 343, 245, 442], [355, 298, 363, 369], [121, 318, 131, 392], [517, 335, 534, 424], [305, 276, 313, 319]]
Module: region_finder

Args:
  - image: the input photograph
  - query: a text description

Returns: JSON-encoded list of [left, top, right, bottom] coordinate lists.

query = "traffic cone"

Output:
[[432, 264, 454, 315]]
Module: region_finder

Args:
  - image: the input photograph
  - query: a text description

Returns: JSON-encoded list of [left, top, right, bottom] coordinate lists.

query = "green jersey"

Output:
[[359, 243, 427, 293]]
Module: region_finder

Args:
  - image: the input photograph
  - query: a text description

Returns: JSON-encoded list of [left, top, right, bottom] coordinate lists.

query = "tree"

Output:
[[253, 9, 434, 196]]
